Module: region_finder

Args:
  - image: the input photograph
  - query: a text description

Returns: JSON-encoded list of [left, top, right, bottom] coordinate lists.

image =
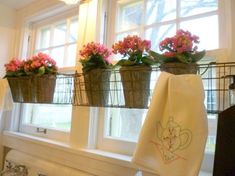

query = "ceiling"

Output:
[[0, 0, 38, 10]]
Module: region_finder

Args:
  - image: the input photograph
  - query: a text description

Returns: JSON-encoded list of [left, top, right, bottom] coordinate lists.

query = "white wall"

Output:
[[0, 4, 16, 169], [230, 0, 235, 61], [14, 0, 70, 58], [0, 4, 16, 78]]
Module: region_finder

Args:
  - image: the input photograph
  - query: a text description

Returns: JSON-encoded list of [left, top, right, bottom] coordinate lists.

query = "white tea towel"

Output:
[[132, 72, 208, 176]]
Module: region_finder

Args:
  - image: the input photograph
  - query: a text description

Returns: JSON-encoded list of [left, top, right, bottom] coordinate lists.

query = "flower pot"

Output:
[[160, 63, 198, 75], [34, 74, 56, 103], [83, 69, 111, 107], [19, 76, 34, 103], [120, 66, 152, 108], [7, 77, 22, 102]]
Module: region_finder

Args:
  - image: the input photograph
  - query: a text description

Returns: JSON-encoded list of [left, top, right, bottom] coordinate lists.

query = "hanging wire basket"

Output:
[[6, 62, 235, 113]]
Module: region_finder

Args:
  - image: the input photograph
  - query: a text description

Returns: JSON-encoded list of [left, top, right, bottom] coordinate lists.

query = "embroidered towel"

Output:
[[132, 72, 208, 176]]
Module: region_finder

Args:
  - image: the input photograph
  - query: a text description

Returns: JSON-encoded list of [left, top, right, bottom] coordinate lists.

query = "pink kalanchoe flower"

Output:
[[151, 29, 205, 64], [79, 42, 112, 65], [159, 29, 200, 56], [112, 35, 151, 57], [4, 59, 23, 72], [163, 52, 176, 57], [23, 52, 58, 75]]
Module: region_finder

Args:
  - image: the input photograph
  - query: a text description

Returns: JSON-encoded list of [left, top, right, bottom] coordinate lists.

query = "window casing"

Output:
[[19, 8, 79, 141]]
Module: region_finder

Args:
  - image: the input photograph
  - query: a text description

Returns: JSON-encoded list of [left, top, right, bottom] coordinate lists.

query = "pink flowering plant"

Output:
[[150, 29, 206, 64], [112, 35, 155, 66], [79, 42, 112, 73], [4, 59, 25, 77], [23, 53, 58, 76], [4, 53, 58, 77]]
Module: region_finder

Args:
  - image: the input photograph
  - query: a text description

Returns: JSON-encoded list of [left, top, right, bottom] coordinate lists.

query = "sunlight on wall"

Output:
[[0, 4, 15, 77]]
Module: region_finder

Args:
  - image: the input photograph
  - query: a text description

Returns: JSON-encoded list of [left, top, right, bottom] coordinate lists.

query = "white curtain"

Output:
[[0, 79, 13, 169]]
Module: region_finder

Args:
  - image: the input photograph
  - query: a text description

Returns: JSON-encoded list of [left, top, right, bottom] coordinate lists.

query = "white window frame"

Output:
[[30, 8, 79, 67], [19, 7, 79, 142], [97, 0, 230, 173]]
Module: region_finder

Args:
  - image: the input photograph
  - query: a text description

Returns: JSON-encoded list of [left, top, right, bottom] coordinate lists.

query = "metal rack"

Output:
[[199, 62, 235, 113], [11, 62, 235, 113]]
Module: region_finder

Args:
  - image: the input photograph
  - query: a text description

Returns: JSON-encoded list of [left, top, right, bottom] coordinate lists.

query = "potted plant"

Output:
[[150, 29, 206, 75], [79, 42, 112, 106], [4, 53, 58, 103], [4, 59, 25, 102], [112, 35, 155, 108], [24, 52, 58, 103]]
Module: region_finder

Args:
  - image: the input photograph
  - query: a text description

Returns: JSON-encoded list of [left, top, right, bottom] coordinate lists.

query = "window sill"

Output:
[[2, 131, 158, 176]]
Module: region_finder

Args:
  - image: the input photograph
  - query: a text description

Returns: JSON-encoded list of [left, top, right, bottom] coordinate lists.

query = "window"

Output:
[[34, 16, 78, 67], [19, 8, 79, 140], [101, 0, 219, 153], [97, 2, 224, 172], [108, 0, 218, 52]]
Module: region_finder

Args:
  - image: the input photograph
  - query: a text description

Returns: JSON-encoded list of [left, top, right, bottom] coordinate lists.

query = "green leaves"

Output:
[[38, 66, 45, 76], [115, 59, 136, 67], [189, 50, 206, 63], [142, 56, 156, 65], [114, 51, 157, 67], [81, 54, 113, 73], [176, 54, 190, 63], [149, 50, 177, 64], [4, 70, 26, 78], [149, 50, 206, 64]]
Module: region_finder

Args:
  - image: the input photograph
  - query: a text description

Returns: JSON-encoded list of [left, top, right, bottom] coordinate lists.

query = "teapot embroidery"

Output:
[[151, 117, 192, 164]]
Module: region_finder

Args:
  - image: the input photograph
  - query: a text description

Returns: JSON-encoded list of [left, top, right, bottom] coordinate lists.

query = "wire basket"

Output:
[[7, 74, 74, 104], [73, 62, 235, 113], [7, 62, 235, 113]]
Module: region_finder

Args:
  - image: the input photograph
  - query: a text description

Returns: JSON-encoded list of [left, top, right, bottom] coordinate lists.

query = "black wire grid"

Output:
[[12, 62, 235, 113]]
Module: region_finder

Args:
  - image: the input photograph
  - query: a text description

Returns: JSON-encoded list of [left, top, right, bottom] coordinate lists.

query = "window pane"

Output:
[[117, 1, 143, 32], [53, 22, 67, 46], [51, 47, 65, 67], [145, 24, 176, 52], [69, 19, 78, 42], [206, 114, 217, 152], [37, 50, 49, 55], [30, 104, 72, 131], [180, 15, 218, 50], [146, 0, 176, 25], [39, 28, 50, 49], [116, 31, 140, 41], [66, 44, 77, 66], [105, 108, 147, 141], [181, 0, 218, 17]]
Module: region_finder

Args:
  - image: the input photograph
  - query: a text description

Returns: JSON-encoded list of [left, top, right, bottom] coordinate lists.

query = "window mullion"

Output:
[[29, 26, 37, 56], [176, 0, 180, 30], [64, 18, 71, 66], [140, 0, 146, 38], [35, 41, 77, 52], [49, 25, 54, 55]]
